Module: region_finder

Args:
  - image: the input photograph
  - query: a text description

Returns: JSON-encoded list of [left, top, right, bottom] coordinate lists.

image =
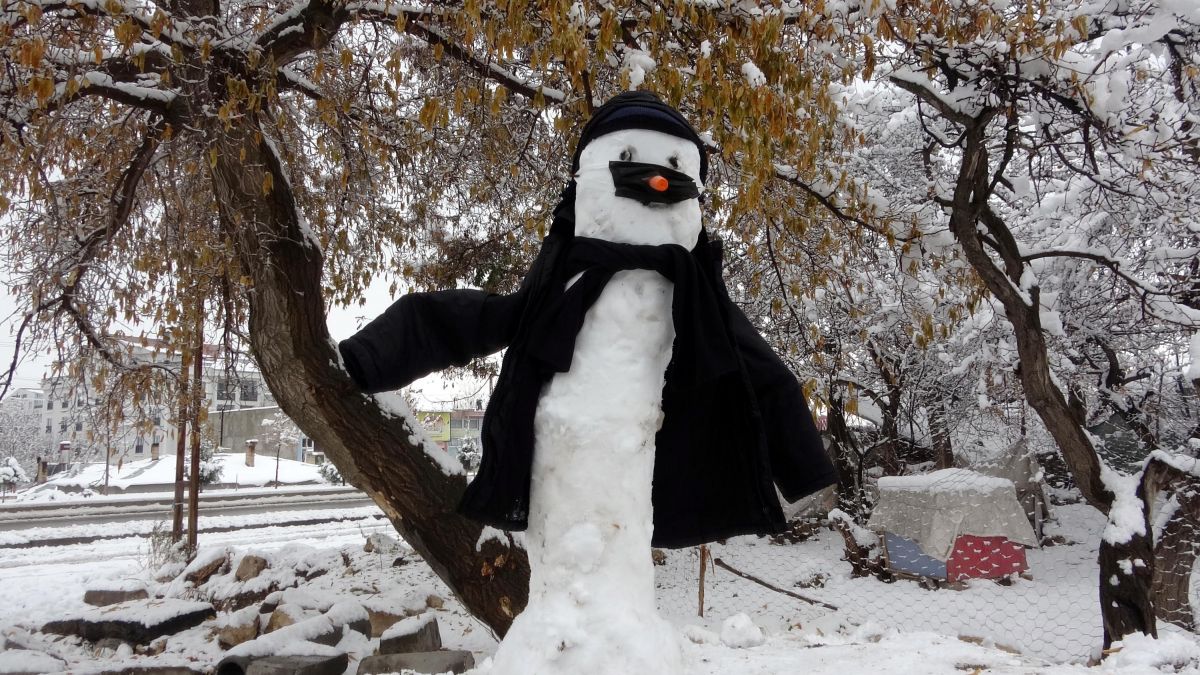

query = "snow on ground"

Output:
[[23, 452, 326, 495], [0, 500, 1197, 673], [0, 504, 382, 547]]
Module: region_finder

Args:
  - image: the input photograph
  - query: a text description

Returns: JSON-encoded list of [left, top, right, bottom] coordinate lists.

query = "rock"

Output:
[[364, 606, 405, 638], [184, 549, 228, 585], [96, 662, 204, 667], [137, 637, 169, 656], [218, 610, 261, 649], [94, 637, 129, 653], [324, 600, 370, 637], [0, 649, 66, 674], [216, 650, 348, 675], [42, 599, 215, 645], [245, 654, 349, 675], [236, 555, 270, 582], [651, 548, 667, 566], [264, 606, 310, 634], [379, 614, 441, 654], [219, 586, 280, 613], [424, 594, 444, 610], [227, 615, 344, 660], [363, 533, 398, 554], [84, 587, 149, 607], [259, 591, 283, 615], [357, 651, 475, 675]]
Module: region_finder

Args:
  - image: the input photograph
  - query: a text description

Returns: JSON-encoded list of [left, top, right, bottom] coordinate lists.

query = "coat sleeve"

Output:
[[728, 307, 838, 502], [703, 234, 836, 502], [338, 290, 524, 394]]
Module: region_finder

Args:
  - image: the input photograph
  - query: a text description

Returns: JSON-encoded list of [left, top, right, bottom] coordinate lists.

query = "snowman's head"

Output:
[[574, 129, 704, 248], [567, 92, 708, 249]]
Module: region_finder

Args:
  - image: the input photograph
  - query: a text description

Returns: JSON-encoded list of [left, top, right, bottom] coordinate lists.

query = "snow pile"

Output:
[[1100, 464, 1146, 545], [36, 452, 327, 492], [1102, 632, 1200, 671], [720, 613, 765, 648], [0, 650, 65, 673]]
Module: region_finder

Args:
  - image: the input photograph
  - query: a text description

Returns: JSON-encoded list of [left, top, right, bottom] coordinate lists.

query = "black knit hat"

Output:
[[570, 92, 708, 183]]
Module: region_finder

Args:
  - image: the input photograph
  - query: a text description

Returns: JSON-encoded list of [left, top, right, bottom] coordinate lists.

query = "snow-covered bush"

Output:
[[197, 439, 223, 485], [260, 410, 302, 460], [318, 461, 343, 485], [0, 455, 30, 489], [458, 438, 481, 473]]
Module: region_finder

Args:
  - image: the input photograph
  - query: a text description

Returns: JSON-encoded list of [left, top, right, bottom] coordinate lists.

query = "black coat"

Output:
[[339, 195, 836, 548]]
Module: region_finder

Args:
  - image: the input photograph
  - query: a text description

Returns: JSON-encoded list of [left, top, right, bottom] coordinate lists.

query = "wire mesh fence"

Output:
[[653, 460, 1200, 665]]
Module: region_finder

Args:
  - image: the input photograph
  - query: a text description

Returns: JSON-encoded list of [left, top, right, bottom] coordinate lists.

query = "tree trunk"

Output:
[[187, 324, 203, 555], [945, 120, 1112, 514], [937, 111, 1147, 648], [1151, 489, 1200, 631], [929, 399, 954, 469], [172, 353, 190, 544], [207, 119, 529, 635], [1143, 456, 1200, 632], [827, 397, 865, 518]]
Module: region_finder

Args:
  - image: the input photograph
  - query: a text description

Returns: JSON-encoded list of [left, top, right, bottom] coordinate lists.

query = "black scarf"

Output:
[[525, 237, 739, 385], [459, 223, 753, 528]]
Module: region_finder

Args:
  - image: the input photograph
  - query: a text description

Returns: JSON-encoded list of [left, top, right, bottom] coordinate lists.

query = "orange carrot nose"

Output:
[[648, 175, 669, 192]]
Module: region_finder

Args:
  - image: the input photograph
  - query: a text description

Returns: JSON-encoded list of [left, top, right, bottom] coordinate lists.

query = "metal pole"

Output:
[[171, 350, 190, 543], [186, 326, 203, 554]]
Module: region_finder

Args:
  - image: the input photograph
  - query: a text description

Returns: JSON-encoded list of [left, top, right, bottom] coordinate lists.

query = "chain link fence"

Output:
[[653, 458, 1200, 665]]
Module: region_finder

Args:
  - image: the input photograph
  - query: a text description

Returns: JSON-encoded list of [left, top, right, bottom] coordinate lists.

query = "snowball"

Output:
[[683, 624, 720, 645], [720, 613, 765, 648]]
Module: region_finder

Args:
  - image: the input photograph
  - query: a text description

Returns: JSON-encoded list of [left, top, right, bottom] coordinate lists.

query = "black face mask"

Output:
[[609, 161, 701, 205]]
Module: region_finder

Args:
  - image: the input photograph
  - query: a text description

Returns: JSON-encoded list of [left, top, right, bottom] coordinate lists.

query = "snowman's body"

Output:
[[488, 129, 702, 675]]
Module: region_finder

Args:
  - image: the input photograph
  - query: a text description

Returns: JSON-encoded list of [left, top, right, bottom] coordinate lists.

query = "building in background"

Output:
[[36, 337, 278, 467], [417, 400, 486, 458]]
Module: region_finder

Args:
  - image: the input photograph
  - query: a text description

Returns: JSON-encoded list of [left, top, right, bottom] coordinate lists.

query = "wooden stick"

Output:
[[713, 557, 840, 611]]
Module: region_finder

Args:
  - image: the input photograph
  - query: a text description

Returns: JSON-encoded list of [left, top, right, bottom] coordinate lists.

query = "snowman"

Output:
[[339, 92, 836, 674]]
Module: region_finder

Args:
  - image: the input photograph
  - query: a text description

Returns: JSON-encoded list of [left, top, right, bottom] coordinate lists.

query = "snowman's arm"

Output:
[[728, 306, 838, 502], [338, 290, 523, 394]]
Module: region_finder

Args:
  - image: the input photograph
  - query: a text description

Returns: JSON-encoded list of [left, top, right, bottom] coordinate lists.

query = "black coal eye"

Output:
[[668, 155, 680, 169], [619, 148, 632, 161]]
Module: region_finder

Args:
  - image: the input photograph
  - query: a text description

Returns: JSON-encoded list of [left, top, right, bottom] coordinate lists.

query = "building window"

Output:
[[59, 422, 67, 433], [75, 421, 82, 431], [46, 400, 53, 410], [217, 378, 235, 401], [240, 380, 258, 402], [45, 423, 51, 433], [34, 399, 43, 409], [76, 396, 86, 406], [135, 444, 144, 454], [301, 437, 314, 448]]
